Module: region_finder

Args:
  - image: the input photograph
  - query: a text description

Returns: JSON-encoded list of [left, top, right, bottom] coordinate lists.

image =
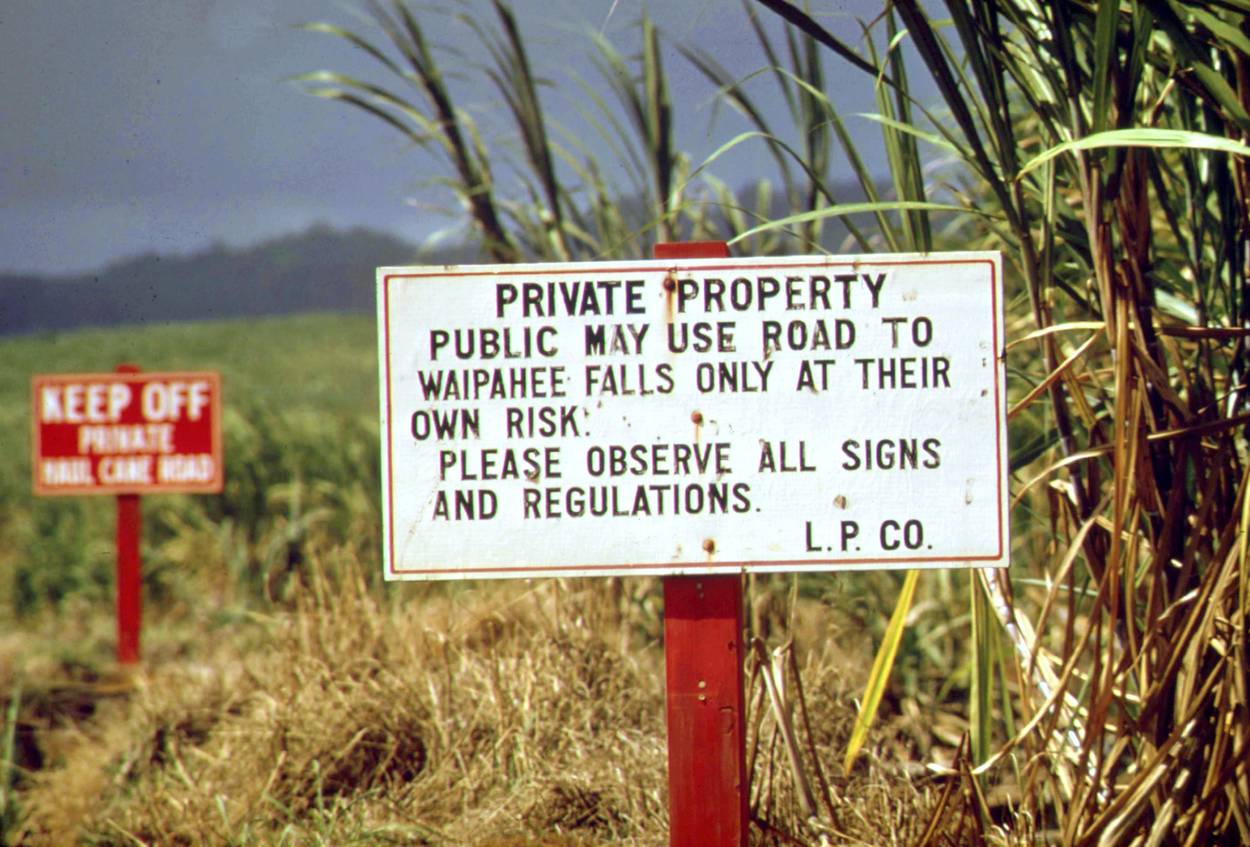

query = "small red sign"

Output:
[[32, 371, 223, 496]]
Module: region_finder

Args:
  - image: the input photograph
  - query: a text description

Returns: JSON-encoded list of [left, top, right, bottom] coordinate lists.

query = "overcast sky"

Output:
[[2, 1, 889, 275]]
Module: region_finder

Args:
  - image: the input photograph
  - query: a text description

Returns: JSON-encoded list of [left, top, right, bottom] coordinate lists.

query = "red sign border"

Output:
[[31, 370, 224, 497]]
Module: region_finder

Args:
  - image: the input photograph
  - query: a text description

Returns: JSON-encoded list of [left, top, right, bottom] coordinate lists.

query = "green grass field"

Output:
[[0, 313, 381, 622], [0, 313, 922, 846], [0, 311, 378, 426], [7, 0, 1250, 839]]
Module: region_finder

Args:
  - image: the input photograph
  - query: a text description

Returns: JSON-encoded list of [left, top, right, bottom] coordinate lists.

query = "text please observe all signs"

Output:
[[378, 252, 1008, 579], [32, 371, 223, 496]]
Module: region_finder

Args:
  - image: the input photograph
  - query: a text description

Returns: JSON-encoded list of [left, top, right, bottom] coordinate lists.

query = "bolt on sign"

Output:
[[377, 253, 1008, 579], [32, 371, 223, 496]]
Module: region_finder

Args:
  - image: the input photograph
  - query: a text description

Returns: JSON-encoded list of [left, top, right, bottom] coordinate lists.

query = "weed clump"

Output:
[[11, 564, 937, 845], [14, 566, 671, 845]]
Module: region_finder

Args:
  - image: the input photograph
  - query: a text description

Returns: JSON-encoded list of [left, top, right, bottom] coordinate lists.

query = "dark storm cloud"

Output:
[[2, 0, 428, 272], [1, 1, 883, 275]]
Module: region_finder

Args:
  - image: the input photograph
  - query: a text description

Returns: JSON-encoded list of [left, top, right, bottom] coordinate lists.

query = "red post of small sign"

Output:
[[115, 364, 142, 664], [115, 492, 142, 663], [31, 365, 224, 665], [655, 241, 748, 847]]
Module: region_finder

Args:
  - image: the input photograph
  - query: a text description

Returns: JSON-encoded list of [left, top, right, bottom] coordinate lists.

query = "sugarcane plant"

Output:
[[297, 0, 715, 260], [744, 1, 1250, 843], [299, 0, 1250, 842]]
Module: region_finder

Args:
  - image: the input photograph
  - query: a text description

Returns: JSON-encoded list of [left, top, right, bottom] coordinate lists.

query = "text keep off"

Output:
[[32, 372, 223, 496]]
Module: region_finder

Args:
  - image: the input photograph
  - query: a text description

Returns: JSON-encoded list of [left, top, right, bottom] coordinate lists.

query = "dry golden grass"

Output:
[[6, 559, 948, 846]]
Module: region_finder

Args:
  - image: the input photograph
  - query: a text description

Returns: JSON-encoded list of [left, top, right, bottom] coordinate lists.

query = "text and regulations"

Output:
[[32, 371, 223, 496], [378, 252, 1007, 579]]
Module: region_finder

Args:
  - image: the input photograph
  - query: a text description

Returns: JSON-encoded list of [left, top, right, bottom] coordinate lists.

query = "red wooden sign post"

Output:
[[655, 241, 748, 847], [115, 364, 143, 664], [31, 365, 223, 665], [378, 245, 1009, 844], [115, 491, 142, 663]]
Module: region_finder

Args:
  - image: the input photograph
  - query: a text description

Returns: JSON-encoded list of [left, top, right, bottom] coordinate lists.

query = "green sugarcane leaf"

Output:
[[1091, 0, 1121, 134], [843, 569, 920, 775], [855, 113, 960, 154], [970, 572, 993, 767], [1018, 128, 1250, 178], [1188, 6, 1250, 55], [729, 200, 998, 245]]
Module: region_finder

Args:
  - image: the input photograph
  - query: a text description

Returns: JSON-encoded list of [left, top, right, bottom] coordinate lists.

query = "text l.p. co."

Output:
[[32, 371, 224, 495]]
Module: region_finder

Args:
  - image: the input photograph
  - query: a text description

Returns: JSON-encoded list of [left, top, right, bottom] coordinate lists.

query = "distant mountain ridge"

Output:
[[0, 184, 875, 337], [0, 226, 481, 336]]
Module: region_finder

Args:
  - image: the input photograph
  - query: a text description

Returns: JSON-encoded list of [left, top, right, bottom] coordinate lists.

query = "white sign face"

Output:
[[378, 252, 1007, 580]]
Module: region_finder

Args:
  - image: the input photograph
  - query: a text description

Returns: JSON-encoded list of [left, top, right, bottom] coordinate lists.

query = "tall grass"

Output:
[[0, 314, 382, 621], [12, 0, 1246, 841], [297, 0, 864, 259], [742, 1, 1250, 843], [302, 1, 1250, 843], [12, 555, 947, 845]]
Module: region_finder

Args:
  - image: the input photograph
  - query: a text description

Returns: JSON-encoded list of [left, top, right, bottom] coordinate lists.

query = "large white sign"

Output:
[[378, 252, 1008, 580]]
